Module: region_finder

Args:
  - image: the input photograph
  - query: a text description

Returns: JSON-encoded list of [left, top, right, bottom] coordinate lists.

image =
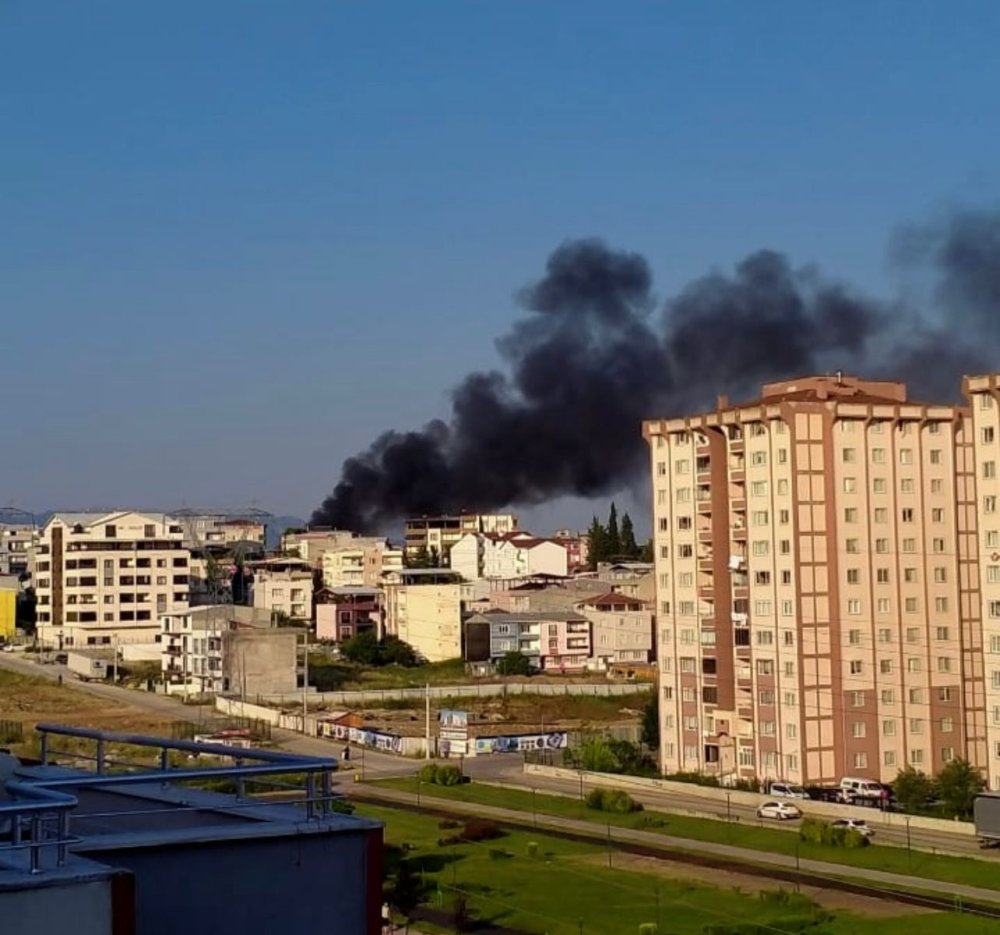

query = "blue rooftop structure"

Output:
[[1, 724, 382, 935]]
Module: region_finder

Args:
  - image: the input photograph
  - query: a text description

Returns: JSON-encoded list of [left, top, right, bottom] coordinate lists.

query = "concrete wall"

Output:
[[251, 679, 653, 705], [223, 630, 298, 696], [2, 878, 113, 935], [523, 763, 977, 837]]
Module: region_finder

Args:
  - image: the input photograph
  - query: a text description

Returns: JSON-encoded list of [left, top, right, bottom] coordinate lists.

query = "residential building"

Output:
[[465, 610, 592, 671], [0, 575, 17, 639], [645, 374, 1000, 788], [248, 557, 314, 621], [316, 587, 381, 642], [0, 725, 382, 935], [485, 579, 608, 614], [282, 528, 361, 565], [0, 522, 34, 576], [321, 538, 404, 588], [449, 531, 568, 581], [171, 509, 269, 549], [160, 605, 292, 695], [552, 528, 590, 572], [575, 591, 654, 670], [34, 512, 190, 649], [383, 568, 464, 661], [403, 512, 518, 561]]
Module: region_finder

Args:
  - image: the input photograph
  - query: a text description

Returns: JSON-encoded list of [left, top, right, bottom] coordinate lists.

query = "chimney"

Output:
[[835, 370, 844, 384], [716, 394, 729, 410]]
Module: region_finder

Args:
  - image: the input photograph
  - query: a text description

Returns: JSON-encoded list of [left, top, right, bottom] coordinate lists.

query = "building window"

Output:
[[931, 478, 943, 493], [900, 449, 913, 465], [875, 538, 889, 554], [910, 719, 924, 734], [877, 598, 890, 613], [873, 477, 887, 494], [876, 568, 890, 584], [941, 717, 954, 734], [879, 659, 893, 674], [844, 507, 858, 523], [901, 508, 914, 523], [105, 525, 117, 538], [935, 597, 948, 613], [874, 507, 888, 523], [751, 481, 768, 496], [883, 720, 896, 736], [853, 753, 868, 769], [847, 569, 860, 584], [902, 538, 916, 553], [985, 427, 996, 443], [884, 751, 897, 767], [911, 749, 924, 765], [904, 597, 918, 613], [937, 657, 952, 673], [756, 660, 774, 675], [843, 477, 856, 493], [848, 628, 861, 645], [933, 538, 945, 553], [904, 567, 917, 583], [752, 511, 769, 526], [929, 449, 942, 465], [932, 508, 945, 523], [878, 628, 892, 643], [907, 658, 922, 673], [781, 600, 793, 616], [842, 448, 856, 463], [753, 600, 772, 616], [846, 538, 859, 554], [851, 722, 866, 738], [750, 451, 768, 466], [847, 599, 862, 615], [881, 689, 894, 704], [849, 660, 862, 675], [872, 447, 886, 463], [986, 496, 998, 515], [752, 541, 770, 557], [675, 459, 690, 474], [936, 626, 950, 641]]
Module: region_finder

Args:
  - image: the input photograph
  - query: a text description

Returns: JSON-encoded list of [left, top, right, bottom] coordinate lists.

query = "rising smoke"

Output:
[[312, 208, 1000, 532]]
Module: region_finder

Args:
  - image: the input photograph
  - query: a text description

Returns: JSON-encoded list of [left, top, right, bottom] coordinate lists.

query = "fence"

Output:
[[253, 680, 653, 706]]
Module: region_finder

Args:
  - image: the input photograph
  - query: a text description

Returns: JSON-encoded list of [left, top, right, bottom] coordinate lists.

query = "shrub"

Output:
[[799, 817, 869, 849], [434, 765, 463, 786], [585, 787, 642, 814], [488, 847, 512, 860], [460, 818, 503, 842], [438, 819, 461, 830], [418, 763, 439, 784]]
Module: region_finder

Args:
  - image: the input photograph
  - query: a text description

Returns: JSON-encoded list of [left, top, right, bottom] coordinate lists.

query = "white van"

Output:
[[839, 777, 885, 802], [769, 782, 809, 799]]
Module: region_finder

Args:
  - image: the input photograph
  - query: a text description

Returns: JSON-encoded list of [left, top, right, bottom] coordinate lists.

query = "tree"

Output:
[[340, 630, 381, 665], [380, 635, 418, 667], [640, 695, 659, 749], [15, 587, 36, 634], [620, 513, 639, 559], [429, 545, 441, 567], [892, 766, 934, 813], [496, 651, 533, 676], [639, 540, 653, 562], [575, 736, 620, 773], [406, 545, 432, 568], [587, 516, 608, 569], [606, 502, 621, 558], [936, 758, 985, 819]]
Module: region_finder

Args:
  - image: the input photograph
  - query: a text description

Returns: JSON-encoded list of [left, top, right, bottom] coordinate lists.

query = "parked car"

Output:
[[769, 782, 809, 799], [831, 818, 874, 838], [839, 777, 886, 803], [756, 801, 802, 821]]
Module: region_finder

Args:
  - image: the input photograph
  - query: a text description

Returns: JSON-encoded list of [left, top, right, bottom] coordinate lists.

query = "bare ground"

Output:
[[574, 852, 939, 918]]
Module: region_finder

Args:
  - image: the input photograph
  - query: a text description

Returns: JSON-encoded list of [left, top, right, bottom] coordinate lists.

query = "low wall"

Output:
[[523, 764, 976, 838], [255, 680, 652, 706]]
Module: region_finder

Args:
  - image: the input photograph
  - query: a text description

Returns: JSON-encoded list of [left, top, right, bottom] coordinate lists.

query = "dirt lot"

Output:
[[575, 852, 938, 918], [0, 668, 175, 755]]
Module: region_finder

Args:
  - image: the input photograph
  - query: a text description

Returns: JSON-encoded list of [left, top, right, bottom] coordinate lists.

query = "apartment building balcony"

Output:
[[731, 526, 747, 542], [164, 645, 182, 656]]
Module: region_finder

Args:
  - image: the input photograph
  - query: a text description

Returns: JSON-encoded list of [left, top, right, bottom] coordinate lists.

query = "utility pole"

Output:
[[425, 682, 431, 759], [112, 634, 118, 683], [302, 632, 309, 723]]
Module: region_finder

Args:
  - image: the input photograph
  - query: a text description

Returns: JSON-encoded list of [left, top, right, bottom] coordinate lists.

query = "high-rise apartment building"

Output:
[[0, 523, 35, 576], [644, 373, 1000, 788], [34, 512, 190, 648]]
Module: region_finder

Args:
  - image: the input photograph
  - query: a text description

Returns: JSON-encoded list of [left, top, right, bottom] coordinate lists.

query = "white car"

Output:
[[831, 818, 874, 838], [769, 782, 809, 800], [756, 801, 802, 821]]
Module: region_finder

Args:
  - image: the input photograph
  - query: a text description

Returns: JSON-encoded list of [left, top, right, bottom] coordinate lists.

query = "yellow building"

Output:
[[0, 585, 16, 639]]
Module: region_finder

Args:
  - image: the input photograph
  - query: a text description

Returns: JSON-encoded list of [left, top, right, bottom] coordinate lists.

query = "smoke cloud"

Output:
[[313, 208, 1000, 532]]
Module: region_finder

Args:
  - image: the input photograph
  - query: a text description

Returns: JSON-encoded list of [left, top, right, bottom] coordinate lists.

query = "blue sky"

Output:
[[4, 2, 1000, 529]]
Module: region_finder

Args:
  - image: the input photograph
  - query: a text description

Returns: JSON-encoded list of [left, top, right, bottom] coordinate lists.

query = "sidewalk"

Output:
[[355, 784, 1000, 907]]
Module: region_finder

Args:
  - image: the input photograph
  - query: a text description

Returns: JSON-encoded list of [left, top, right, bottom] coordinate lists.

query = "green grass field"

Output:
[[360, 802, 990, 935], [373, 777, 1000, 896]]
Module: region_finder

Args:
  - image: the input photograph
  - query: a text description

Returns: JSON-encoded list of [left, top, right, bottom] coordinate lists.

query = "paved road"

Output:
[[355, 783, 1000, 908], [2, 652, 992, 858]]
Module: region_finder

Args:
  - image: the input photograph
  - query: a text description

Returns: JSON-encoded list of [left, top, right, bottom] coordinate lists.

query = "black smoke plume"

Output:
[[313, 208, 1000, 532]]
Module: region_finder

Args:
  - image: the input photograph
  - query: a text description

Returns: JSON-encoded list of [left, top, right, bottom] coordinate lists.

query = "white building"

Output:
[[34, 512, 190, 649], [449, 532, 568, 581], [574, 591, 654, 670], [249, 557, 314, 621], [320, 538, 404, 588], [161, 605, 294, 696]]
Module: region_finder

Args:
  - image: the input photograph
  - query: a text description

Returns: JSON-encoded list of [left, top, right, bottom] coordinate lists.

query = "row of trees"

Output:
[[892, 759, 985, 819], [586, 502, 650, 567]]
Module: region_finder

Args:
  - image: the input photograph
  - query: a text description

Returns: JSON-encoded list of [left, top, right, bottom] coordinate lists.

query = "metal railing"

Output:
[[1, 723, 340, 876]]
